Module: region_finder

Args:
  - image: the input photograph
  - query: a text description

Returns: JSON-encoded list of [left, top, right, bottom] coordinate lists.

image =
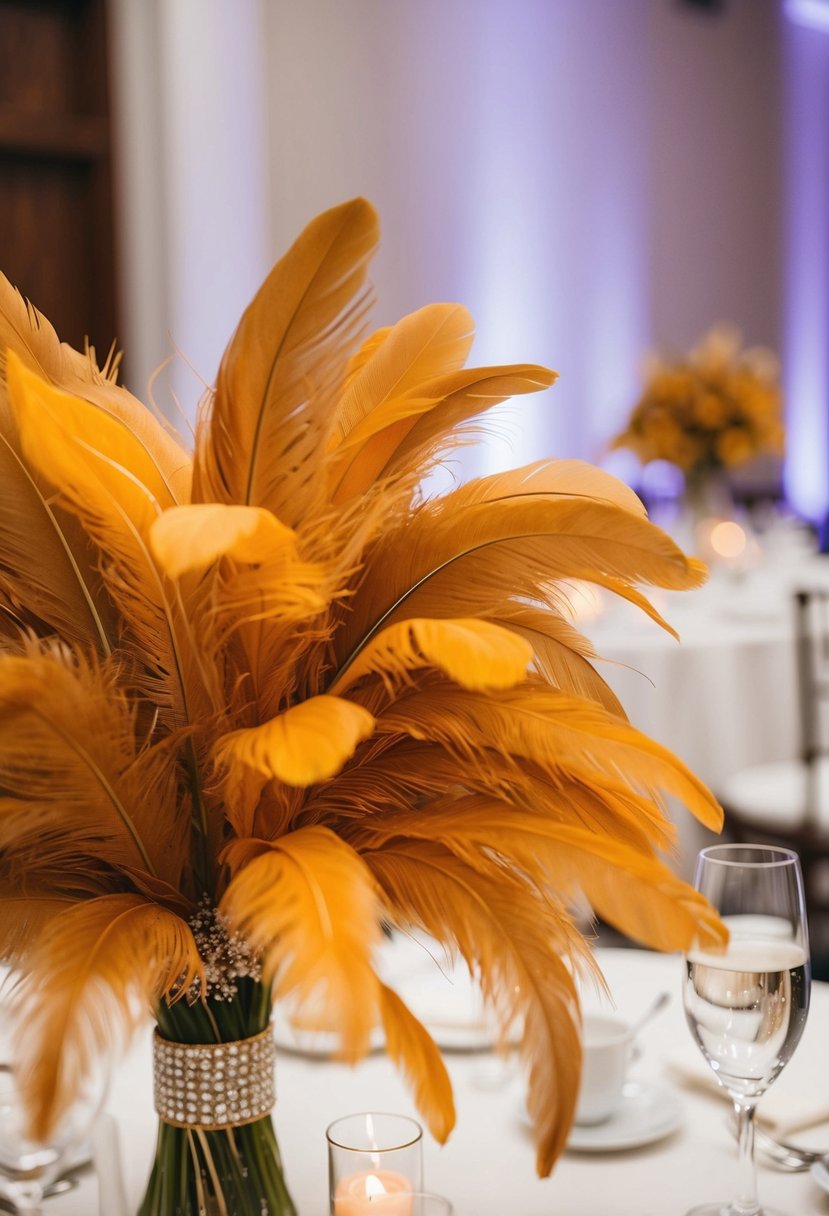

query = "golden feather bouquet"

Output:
[[0, 198, 724, 1215]]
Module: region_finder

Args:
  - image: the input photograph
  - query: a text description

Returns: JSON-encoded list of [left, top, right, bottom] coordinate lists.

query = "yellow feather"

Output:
[[6, 353, 221, 729], [150, 503, 299, 578], [378, 983, 455, 1144], [380, 367, 557, 482], [329, 618, 532, 696], [444, 458, 647, 515], [497, 604, 626, 716], [220, 827, 382, 1061], [332, 364, 557, 503], [213, 695, 375, 788], [368, 842, 592, 1175], [341, 327, 392, 392], [0, 274, 192, 502], [332, 303, 475, 447], [13, 894, 202, 1140], [353, 798, 724, 953], [374, 682, 723, 832], [316, 736, 676, 855], [7, 352, 175, 524], [193, 198, 379, 524], [336, 489, 706, 665], [0, 429, 115, 653], [0, 647, 191, 905]]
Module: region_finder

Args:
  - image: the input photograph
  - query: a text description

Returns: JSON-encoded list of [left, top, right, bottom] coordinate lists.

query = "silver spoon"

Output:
[[630, 990, 671, 1037], [726, 1117, 825, 1172]]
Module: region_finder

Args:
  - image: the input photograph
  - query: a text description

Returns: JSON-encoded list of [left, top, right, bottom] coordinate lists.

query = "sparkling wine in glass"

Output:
[[683, 843, 811, 1216]]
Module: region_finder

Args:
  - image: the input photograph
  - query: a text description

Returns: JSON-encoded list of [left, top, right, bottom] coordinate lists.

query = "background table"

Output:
[[49, 947, 829, 1216], [581, 551, 829, 879]]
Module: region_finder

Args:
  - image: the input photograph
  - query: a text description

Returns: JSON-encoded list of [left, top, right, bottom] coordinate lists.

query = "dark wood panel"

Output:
[[0, 0, 87, 116], [0, 0, 119, 363], [0, 155, 109, 355], [0, 108, 108, 159]]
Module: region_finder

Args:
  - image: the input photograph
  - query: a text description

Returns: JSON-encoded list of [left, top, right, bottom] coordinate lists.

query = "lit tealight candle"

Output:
[[334, 1169, 414, 1214]]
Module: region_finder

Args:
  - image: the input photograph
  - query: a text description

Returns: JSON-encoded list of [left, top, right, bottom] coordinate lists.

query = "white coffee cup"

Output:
[[574, 1013, 636, 1125]]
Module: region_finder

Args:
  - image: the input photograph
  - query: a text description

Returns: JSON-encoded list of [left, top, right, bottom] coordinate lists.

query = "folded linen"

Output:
[[664, 1045, 829, 1138]]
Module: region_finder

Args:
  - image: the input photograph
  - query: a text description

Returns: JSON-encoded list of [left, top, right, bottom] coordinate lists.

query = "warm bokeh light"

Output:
[[709, 520, 748, 561]]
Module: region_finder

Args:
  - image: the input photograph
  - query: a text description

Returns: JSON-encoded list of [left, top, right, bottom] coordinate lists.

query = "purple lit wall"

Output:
[[110, 0, 793, 482], [782, 2, 829, 522]]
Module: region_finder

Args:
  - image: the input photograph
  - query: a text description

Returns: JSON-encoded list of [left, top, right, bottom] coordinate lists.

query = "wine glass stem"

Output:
[[732, 1099, 760, 1216]]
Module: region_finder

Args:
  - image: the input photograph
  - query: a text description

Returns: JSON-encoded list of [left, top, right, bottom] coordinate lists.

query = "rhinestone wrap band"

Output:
[[152, 1024, 276, 1130]]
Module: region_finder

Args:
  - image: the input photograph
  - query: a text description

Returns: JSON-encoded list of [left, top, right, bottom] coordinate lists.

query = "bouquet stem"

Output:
[[138, 979, 297, 1216]]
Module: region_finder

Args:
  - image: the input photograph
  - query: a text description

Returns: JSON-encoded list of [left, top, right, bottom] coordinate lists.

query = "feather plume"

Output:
[[332, 302, 475, 445], [0, 895, 72, 964], [0, 274, 192, 501], [329, 618, 532, 696], [495, 604, 626, 715], [335, 487, 705, 670], [213, 696, 375, 788], [373, 681, 723, 832], [220, 827, 382, 1061], [0, 199, 729, 1181], [149, 504, 300, 578], [0, 646, 191, 905], [5, 354, 220, 727], [12, 895, 202, 1139], [0, 430, 115, 653], [193, 198, 379, 523], [368, 843, 592, 1175], [331, 365, 558, 503], [378, 982, 455, 1143], [351, 798, 725, 952]]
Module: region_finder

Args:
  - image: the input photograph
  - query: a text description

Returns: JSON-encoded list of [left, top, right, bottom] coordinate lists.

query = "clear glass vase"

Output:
[[138, 978, 296, 1216]]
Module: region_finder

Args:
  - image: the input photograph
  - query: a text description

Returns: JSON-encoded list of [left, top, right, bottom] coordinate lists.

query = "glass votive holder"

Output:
[[326, 1112, 423, 1213], [400, 1193, 454, 1215]]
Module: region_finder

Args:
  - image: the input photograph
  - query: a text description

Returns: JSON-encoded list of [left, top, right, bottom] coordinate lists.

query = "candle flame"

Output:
[[365, 1174, 387, 1198]]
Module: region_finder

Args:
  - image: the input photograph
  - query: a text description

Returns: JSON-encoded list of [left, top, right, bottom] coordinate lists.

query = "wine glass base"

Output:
[[686, 1205, 790, 1215]]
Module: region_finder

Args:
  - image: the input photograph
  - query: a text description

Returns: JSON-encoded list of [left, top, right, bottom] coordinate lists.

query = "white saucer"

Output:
[[810, 1157, 829, 1195], [566, 1081, 683, 1153]]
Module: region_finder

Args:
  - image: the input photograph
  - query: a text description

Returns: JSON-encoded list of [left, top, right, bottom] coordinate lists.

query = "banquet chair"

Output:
[[719, 587, 829, 975]]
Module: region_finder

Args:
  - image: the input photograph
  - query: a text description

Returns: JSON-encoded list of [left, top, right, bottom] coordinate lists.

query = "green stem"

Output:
[[138, 982, 297, 1216]]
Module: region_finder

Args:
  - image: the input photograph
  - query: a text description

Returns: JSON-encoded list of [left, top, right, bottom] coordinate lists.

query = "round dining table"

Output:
[[44, 946, 829, 1216], [580, 548, 829, 881]]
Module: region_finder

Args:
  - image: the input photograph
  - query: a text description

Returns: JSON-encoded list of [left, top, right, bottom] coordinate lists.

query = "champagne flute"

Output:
[[0, 979, 108, 1214], [683, 844, 811, 1216]]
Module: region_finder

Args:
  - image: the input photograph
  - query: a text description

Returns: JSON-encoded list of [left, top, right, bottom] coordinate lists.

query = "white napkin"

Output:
[[664, 1045, 829, 1138]]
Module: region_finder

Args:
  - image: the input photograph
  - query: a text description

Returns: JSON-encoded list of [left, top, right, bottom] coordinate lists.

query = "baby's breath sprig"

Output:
[[187, 898, 263, 1003]]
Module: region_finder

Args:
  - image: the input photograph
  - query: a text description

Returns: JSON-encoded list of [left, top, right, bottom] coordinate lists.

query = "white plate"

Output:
[[273, 933, 520, 1057], [565, 1082, 683, 1153], [810, 1157, 829, 1195], [272, 1015, 384, 1059]]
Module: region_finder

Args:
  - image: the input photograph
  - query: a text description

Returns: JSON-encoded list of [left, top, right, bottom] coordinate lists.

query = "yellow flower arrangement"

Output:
[[0, 198, 725, 1214], [610, 324, 784, 485]]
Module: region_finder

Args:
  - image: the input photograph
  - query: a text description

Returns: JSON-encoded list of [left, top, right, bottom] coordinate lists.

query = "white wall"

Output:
[[648, 0, 783, 352], [110, 0, 786, 479], [110, 0, 271, 422]]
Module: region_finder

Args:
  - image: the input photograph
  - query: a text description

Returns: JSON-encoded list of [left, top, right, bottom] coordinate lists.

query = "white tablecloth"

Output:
[[582, 553, 829, 879], [48, 947, 829, 1216]]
